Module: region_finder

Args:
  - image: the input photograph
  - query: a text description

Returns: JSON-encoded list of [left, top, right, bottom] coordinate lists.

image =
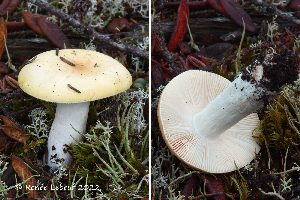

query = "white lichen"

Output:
[[151, 0, 160, 22], [24, 108, 50, 140], [84, 37, 97, 51], [53, 162, 68, 184], [267, 15, 281, 42], [122, 88, 149, 134], [46, 15, 58, 24], [268, 0, 288, 6], [0, 155, 8, 198], [131, 36, 149, 72], [243, 163, 254, 174], [86, 120, 112, 144], [151, 85, 165, 109], [82, 0, 105, 28], [59, 0, 72, 14], [126, 0, 149, 18], [101, 0, 126, 19]]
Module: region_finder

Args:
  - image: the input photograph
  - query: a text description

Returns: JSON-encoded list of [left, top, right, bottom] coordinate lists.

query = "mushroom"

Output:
[[158, 49, 298, 173], [18, 49, 132, 169]]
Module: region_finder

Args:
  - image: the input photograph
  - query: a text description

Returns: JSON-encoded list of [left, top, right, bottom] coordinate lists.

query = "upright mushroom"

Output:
[[18, 49, 132, 169], [158, 49, 298, 173]]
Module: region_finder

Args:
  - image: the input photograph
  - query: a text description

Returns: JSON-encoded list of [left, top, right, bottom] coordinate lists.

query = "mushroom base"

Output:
[[47, 102, 90, 169]]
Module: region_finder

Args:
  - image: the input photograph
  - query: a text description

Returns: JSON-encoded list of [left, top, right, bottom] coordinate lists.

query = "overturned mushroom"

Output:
[[18, 49, 132, 170], [158, 49, 298, 173]]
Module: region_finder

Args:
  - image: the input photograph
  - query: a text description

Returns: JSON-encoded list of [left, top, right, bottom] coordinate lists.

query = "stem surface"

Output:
[[47, 102, 90, 169]]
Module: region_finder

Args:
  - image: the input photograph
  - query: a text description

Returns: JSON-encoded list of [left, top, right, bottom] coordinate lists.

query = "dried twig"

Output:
[[248, 0, 300, 26], [27, 0, 148, 59]]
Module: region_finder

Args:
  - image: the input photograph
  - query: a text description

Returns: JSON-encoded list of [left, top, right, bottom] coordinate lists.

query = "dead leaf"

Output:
[[196, 43, 234, 61], [0, 116, 28, 145], [182, 173, 200, 200], [37, 16, 72, 49], [0, 129, 8, 149], [11, 156, 38, 198], [167, 0, 189, 52], [0, 125, 28, 145], [199, 174, 225, 200], [4, 189, 17, 198], [0, 18, 7, 61], [290, 0, 300, 11], [0, 115, 18, 127], [197, 34, 224, 46], [0, 0, 10, 12], [21, 11, 44, 35], [164, 1, 211, 11], [6, 21, 30, 31], [207, 0, 226, 14], [106, 17, 130, 34], [0, 0, 22, 15], [220, 0, 255, 32], [151, 59, 174, 81], [178, 41, 192, 55]]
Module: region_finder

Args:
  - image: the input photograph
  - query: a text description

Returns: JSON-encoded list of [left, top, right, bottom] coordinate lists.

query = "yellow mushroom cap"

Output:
[[18, 49, 132, 103]]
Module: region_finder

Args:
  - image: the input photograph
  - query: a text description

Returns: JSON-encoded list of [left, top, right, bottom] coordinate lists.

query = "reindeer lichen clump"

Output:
[[70, 89, 149, 198]]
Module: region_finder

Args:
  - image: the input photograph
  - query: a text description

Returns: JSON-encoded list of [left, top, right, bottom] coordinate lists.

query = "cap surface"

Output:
[[18, 49, 132, 103], [158, 70, 260, 173]]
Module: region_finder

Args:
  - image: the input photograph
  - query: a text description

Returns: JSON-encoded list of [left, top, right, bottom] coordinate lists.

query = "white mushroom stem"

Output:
[[193, 54, 278, 141], [47, 102, 90, 169]]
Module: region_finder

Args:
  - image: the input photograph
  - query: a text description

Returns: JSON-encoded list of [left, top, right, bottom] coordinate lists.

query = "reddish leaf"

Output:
[[37, 16, 72, 49], [151, 63, 164, 89], [0, 115, 28, 144], [95, 27, 105, 34], [178, 41, 192, 55], [207, 0, 226, 14], [0, 18, 7, 60], [5, 21, 30, 31], [277, 4, 287, 12], [196, 43, 234, 61], [151, 31, 163, 57], [151, 32, 155, 54], [0, 0, 10, 12], [164, 1, 212, 11], [151, 59, 174, 80], [0, 0, 22, 15], [220, 0, 255, 32], [197, 34, 224, 46], [0, 124, 28, 145], [106, 17, 130, 34], [0, 130, 8, 149], [0, 115, 18, 127], [290, 0, 300, 11], [4, 189, 17, 198], [21, 11, 44, 35], [167, 0, 189, 52], [199, 174, 225, 200], [11, 156, 38, 198], [182, 173, 200, 200]]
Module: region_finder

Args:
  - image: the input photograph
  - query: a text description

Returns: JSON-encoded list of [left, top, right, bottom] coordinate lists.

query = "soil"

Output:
[[242, 49, 298, 92]]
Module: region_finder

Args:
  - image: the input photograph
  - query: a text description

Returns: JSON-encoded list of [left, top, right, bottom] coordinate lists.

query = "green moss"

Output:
[[255, 86, 300, 163]]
